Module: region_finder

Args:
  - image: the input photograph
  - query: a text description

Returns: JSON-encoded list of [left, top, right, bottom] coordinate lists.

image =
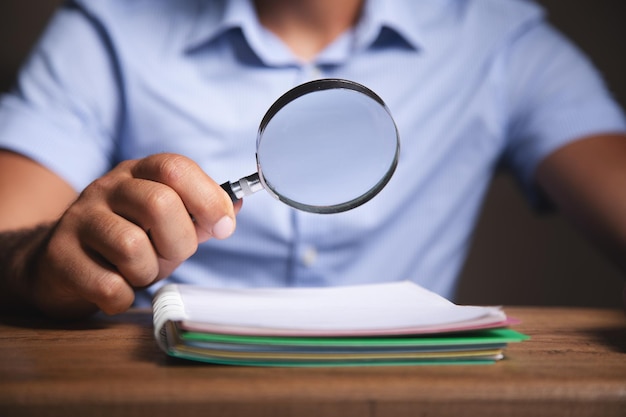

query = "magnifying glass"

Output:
[[221, 79, 400, 214]]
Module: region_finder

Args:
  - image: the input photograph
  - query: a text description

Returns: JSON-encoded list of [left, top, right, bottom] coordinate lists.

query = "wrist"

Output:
[[0, 223, 54, 315]]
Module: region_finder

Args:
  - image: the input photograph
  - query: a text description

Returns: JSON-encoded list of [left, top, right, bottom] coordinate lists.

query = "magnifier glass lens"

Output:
[[257, 86, 398, 211]]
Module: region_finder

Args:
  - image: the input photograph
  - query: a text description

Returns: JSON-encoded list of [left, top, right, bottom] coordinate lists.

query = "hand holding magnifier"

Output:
[[221, 79, 400, 214]]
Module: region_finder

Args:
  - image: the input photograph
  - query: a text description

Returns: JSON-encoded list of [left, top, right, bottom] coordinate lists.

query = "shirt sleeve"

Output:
[[0, 2, 122, 192], [502, 20, 626, 198]]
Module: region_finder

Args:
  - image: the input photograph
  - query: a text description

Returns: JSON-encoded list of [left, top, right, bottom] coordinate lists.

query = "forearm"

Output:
[[0, 223, 54, 314], [536, 134, 626, 274]]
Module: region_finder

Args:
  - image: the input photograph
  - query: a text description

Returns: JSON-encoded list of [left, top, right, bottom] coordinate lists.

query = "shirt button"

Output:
[[311, 66, 323, 79], [301, 246, 318, 267]]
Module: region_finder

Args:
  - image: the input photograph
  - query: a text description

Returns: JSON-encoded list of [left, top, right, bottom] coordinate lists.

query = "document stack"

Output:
[[152, 281, 528, 366]]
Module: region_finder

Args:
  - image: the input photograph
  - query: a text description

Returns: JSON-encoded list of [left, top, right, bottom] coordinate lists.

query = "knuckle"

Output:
[[82, 175, 116, 200], [158, 238, 197, 264], [95, 275, 122, 302], [93, 275, 133, 315], [108, 225, 159, 287], [115, 226, 148, 261], [132, 263, 159, 287], [123, 256, 159, 288], [144, 186, 180, 215], [154, 154, 193, 186], [116, 159, 137, 171]]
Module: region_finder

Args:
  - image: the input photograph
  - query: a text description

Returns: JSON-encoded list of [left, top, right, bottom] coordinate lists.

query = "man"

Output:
[[0, 0, 625, 318]]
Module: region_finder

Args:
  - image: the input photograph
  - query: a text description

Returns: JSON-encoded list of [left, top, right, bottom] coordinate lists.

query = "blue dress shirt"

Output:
[[0, 0, 624, 305]]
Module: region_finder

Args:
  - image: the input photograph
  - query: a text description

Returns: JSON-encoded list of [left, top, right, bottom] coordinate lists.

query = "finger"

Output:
[[78, 206, 160, 288], [41, 224, 136, 316], [106, 176, 197, 264], [79, 252, 137, 316], [130, 154, 236, 240]]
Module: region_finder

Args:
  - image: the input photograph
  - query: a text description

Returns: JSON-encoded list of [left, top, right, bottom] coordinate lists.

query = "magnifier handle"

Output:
[[220, 181, 240, 202], [220, 172, 262, 202]]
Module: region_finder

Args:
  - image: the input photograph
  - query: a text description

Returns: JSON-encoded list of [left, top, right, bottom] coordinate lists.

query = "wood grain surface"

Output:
[[1, 307, 625, 416]]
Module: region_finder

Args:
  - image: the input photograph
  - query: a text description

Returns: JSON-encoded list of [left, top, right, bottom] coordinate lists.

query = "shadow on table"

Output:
[[583, 326, 626, 353], [0, 312, 110, 331]]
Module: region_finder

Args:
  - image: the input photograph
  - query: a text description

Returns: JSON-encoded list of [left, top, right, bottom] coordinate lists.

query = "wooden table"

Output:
[[1, 307, 625, 416]]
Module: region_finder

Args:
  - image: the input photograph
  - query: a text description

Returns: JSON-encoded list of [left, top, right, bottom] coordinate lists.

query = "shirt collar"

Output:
[[184, 0, 257, 53], [184, 0, 427, 56], [356, 0, 424, 52]]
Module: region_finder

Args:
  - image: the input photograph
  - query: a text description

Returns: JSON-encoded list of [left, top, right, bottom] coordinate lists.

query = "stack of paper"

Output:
[[152, 281, 528, 366]]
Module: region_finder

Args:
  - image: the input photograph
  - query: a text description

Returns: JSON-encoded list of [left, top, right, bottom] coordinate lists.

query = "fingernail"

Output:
[[212, 216, 235, 239]]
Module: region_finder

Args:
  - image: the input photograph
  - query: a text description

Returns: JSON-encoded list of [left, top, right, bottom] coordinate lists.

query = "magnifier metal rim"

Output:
[[255, 78, 400, 214]]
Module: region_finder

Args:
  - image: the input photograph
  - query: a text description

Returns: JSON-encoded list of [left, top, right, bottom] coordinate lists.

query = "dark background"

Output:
[[1, 1, 625, 307]]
